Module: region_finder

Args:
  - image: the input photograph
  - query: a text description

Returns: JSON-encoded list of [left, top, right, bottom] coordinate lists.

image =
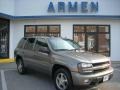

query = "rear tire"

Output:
[[53, 68, 73, 90], [16, 58, 26, 74]]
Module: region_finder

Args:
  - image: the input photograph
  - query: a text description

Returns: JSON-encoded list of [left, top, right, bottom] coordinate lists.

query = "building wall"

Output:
[[14, 0, 120, 16], [1, 0, 119, 60], [10, 19, 120, 61], [0, 0, 120, 16], [110, 20, 120, 61]]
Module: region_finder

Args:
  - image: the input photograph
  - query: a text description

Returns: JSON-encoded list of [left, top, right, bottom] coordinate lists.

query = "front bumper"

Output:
[[71, 67, 113, 86]]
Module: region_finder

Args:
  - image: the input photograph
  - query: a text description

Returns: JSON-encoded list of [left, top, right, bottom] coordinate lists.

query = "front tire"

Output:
[[16, 58, 26, 74], [53, 68, 73, 90]]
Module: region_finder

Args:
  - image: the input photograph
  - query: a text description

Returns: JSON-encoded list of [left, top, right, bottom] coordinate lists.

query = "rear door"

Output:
[[23, 38, 36, 66], [15, 38, 27, 58]]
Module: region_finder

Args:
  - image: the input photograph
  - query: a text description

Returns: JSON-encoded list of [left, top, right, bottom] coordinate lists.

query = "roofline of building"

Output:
[[0, 12, 120, 20]]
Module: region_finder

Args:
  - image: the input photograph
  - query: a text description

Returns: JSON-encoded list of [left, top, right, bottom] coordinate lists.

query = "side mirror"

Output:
[[39, 47, 50, 54]]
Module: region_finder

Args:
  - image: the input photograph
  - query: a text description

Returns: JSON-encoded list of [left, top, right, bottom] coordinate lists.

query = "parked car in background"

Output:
[[14, 36, 113, 90]]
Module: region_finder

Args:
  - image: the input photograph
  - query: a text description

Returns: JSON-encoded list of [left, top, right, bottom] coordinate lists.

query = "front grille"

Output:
[[81, 61, 110, 75], [92, 61, 110, 67], [92, 61, 110, 74], [93, 67, 109, 73]]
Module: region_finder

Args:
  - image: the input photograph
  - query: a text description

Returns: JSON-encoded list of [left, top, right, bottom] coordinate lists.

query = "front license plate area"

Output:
[[103, 75, 109, 82]]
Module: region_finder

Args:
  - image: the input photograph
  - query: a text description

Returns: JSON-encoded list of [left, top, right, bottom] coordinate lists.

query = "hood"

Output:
[[56, 50, 109, 63]]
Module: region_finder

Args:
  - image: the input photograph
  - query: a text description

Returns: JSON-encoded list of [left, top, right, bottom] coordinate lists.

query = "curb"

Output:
[[0, 59, 15, 63]]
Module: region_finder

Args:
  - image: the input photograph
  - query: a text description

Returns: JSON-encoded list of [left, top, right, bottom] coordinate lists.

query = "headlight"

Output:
[[78, 63, 93, 73], [81, 63, 93, 68]]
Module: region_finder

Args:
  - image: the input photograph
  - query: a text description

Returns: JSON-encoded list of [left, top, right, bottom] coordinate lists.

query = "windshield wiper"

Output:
[[55, 49, 73, 51], [71, 48, 80, 51]]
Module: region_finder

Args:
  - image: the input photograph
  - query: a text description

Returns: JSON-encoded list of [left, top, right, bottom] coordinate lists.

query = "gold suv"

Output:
[[14, 36, 113, 90]]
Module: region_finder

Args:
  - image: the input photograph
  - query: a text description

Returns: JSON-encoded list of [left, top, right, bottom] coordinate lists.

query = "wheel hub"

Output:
[[18, 60, 23, 72], [56, 73, 68, 90]]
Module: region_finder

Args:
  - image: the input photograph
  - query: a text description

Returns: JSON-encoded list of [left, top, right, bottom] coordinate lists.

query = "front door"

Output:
[[33, 38, 51, 73], [0, 19, 9, 58]]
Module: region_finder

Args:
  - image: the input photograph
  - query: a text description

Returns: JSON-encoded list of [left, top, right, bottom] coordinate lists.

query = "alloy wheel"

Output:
[[56, 73, 68, 90]]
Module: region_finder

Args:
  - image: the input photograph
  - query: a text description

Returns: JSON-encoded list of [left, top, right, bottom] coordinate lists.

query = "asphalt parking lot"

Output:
[[0, 63, 120, 90]]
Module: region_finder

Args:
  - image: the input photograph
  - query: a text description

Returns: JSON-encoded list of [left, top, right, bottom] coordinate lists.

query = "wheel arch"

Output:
[[16, 55, 23, 64], [52, 64, 72, 80]]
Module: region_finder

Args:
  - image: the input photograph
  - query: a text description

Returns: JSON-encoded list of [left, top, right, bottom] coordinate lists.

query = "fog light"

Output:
[[84, 79, 90, 84]]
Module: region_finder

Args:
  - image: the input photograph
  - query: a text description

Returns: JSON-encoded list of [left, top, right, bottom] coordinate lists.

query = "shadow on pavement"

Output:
[[23, 69, 98, 90], [4, 69, 98, 90]]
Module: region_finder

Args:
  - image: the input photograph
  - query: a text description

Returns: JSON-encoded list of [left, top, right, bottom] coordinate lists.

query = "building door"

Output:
[[85, 26, 98, 53], [0, 19, 9, 58], [86, 34, 97, 52], [73, 25, 110, 56]]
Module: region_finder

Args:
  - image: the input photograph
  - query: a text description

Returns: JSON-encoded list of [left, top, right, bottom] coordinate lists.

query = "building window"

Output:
[[0, 18, 9, 58], [25, 26, 36, 37], [73, 25, 110, 56], [25, 25, 60, 37]]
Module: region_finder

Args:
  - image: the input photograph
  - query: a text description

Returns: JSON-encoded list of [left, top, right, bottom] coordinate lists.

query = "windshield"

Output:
[[48, 38, 81, 51]]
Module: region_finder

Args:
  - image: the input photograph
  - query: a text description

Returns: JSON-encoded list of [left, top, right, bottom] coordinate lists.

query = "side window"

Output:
[[34, 39, 48, 52], [24, 38, 35, 50], [17, 38, 27, 48]]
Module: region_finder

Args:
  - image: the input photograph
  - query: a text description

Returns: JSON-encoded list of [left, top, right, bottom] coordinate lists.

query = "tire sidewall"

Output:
[[17, 58, 25, 74], [54, 68, 73, 90]]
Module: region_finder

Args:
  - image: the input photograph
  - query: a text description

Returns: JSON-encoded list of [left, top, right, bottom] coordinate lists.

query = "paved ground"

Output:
[[0, 62, 120, 90], [0, 73, 2, 90]]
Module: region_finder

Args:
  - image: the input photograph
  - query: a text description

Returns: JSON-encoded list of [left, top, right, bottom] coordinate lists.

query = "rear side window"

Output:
[[24, 38, 35, 50], [17, 38, 27, 48]]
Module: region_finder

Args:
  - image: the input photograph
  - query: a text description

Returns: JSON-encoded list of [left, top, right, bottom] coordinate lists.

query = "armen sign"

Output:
[[47, 1, 98, 13]]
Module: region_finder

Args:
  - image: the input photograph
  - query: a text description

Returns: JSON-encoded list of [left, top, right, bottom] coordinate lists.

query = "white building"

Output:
[[0, 0, 120, 61]]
